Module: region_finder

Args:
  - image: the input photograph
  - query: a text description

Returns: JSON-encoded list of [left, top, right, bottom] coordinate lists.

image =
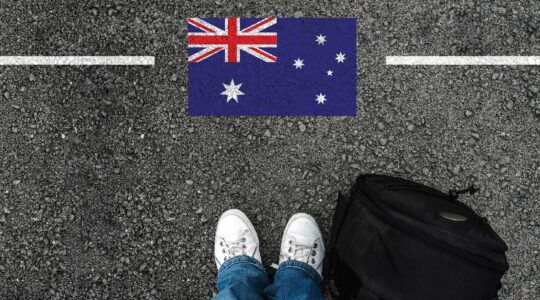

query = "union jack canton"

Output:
[[188, 17, 278, 63]]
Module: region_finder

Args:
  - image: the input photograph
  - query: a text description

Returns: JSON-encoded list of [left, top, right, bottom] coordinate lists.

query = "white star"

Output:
[[315, 34, 326, 45], [315, 93, 327, 104], [293, 58, 304, 69], [220, 79, 244, 103], [326, 70, 333, 76], [335, 52, 346, 63]]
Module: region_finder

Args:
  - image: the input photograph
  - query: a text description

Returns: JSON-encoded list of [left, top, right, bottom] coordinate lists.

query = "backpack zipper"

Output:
[[384, 184, 481, 212], [353, 187, 508, 271], [382, 184, 506, 251]]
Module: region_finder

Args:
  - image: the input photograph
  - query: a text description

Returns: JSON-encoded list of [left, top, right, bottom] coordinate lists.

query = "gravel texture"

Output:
[[0, 1, 539, 299]]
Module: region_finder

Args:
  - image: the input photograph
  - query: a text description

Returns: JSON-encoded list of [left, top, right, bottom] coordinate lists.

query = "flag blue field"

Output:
[[188, 18, 356, 116]]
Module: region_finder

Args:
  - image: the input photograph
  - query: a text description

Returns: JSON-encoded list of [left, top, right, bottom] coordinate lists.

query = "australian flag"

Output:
[[188, 17, 356, 116]]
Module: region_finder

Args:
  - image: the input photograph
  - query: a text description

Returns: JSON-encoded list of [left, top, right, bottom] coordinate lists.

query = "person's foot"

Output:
[[279, 213, 325, 277], [214, 209, 261, 270]]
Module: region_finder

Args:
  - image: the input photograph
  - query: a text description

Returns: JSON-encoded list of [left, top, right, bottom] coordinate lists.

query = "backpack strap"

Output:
[[324, 192, 352, 298]]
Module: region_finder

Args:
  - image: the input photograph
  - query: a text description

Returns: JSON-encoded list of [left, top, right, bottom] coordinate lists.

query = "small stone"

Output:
[[379, 138, 387, 146], [492, 6, 506, 14], [3, 207, 10, 214], [0, 215, 5, 223], [187, 127, 194, 133], [500, 156, 511, 165], [377, 122, 385, 130], [113, 168, 120, 174], [12, 179, 21, 185], [29, 74, 36, 81], [350, 164, 361, 169], [139, 263, 147, 271], [264, 130, 271, 137], [451, 165, 461, 176], [294, 11, 304, 18], [256, 214, 263, 222], [298, 122, 306, 132], [11, 127, 18, 133], [200, 215, 208, 223], [195, 207, 203, 214], [163, 209, 175, 221], [471, 132, 480, 140], [170, 74, 177, 82], [422, 167, 430, 176], [506, 101, 514, 109], [465, 110, 473, 117], [185, 179, 194, 185], [530, 86, 539, 94], [407, 124, 415, 132]]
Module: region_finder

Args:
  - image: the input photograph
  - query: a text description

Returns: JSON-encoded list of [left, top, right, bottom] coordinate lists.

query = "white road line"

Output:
[[386, 56, 540, 65], [0, 56, 155, 65]]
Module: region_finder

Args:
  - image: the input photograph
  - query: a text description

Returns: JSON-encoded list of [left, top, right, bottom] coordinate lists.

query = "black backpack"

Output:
[[324, 174, 509, 300]]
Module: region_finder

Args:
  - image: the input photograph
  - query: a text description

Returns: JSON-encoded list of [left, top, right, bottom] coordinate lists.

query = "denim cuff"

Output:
[[277, 260, 324, 288], [218, 255, 266, 275]]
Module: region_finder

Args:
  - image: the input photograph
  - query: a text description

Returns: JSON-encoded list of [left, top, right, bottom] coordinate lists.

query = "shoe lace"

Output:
[[221, 229, 249, 258], [288, 239, 314, 263]]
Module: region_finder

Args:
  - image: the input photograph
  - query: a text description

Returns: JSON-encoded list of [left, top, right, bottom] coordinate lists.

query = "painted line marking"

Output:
[[0, 56, 155, 65], [386, 56, 540, 65]]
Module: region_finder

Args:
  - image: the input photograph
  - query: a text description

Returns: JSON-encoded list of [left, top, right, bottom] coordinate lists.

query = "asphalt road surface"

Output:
[[1, 1, 539, 299]]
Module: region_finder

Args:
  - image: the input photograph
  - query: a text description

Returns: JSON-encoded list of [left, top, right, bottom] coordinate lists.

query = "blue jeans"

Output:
[[212, 255, 324, 300]]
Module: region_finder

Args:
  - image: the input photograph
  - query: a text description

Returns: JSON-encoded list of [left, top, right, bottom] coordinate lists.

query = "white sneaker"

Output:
[[214, 209, 261, 270], [279, 213, 325, 277]]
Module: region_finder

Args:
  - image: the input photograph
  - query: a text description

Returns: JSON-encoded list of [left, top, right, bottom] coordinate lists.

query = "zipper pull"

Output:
[[449, 184, 479, 199]]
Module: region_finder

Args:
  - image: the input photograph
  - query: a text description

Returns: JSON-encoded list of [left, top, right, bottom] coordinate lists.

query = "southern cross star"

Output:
[[293, 58, 304, 69], [315, 93, 327, 104], [221, 79, 244, 103], [335, 52, 346, 63], [315, 34, 326, 45], [327, 70, 333, 76]]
